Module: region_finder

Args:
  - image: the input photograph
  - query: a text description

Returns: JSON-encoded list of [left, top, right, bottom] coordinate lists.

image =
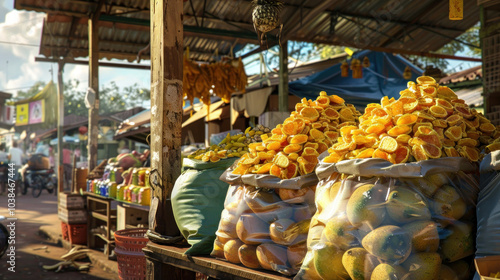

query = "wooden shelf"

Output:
[[86, 194, 116, 258], [94, 233, 115, 243], [144, 243, 292, 280], [91, 211, 117, 221]]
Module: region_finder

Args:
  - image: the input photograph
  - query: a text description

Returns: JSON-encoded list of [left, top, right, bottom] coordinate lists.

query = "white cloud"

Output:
[[0, 4, 150, 97]]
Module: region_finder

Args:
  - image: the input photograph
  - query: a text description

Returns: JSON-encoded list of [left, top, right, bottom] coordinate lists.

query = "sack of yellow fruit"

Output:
[[210, 92, 361, 275], [295, 156, 479, 280], [210, 183, 317, 276], [476, 150, 500, 279]]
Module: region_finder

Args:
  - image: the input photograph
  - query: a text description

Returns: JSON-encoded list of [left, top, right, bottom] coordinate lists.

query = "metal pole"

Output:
[[279, 41, 289, 112]]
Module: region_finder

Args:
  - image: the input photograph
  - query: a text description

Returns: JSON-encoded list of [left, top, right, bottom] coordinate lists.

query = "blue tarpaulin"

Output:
[[289, 50, 424, 107]]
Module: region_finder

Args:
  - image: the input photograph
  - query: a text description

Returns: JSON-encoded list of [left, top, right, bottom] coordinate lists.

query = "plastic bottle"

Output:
[[116, 169, 133, 201], [125, 169, 139, 202], [131, 169, 145, 204], [139, 169, 151, 206], [108, 168, 118, 199]]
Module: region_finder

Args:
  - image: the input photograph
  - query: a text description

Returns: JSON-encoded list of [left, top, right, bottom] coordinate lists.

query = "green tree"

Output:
[[63, 80, 150, 116], [13, 80, 150, 116], [13, 81, 46, 101], [407, 23, 480, 73]]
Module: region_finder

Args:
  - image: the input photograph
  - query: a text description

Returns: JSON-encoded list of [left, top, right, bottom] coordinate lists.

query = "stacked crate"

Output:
[[58, 192, 88, 245], [486, 105, 500, 126]]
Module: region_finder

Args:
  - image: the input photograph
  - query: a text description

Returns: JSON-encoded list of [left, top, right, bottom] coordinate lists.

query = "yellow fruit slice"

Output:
[[274, 152, 290, 168], [416, 76, 437, 85], [290, 134, 309, 145], [396, 134, 412, 144], [379, 136, 398, 153], [329, 95, 345, 104], [444, 126, 463, 142], [458, 146, 479, 162], [421, 143, 442, 159], [396, 114, 418, 126], [429, 105, 448, 118], [365, 124, 386, 134], [266, 141, 282, 151], [457, 138, 477, 147], [310, 129, 325, 140], [487, 142, 500, 153], [281, 162, 298, 179], [355, 148, 375, 159], [388, 125, 412, 137], [412, 145, 429, 161], [444, 147, 460, 157], [302, 147, 320, 157], [479, 123, 496, 134], [256, 162, 273, 174], [300, 107, 320, 122], [394, 146, 410, 164]]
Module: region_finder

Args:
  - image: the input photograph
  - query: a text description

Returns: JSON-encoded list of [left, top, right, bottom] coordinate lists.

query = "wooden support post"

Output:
[[279, 41, 288, 112], [57, 61, 65, 196], [87, 13, 100, 172], [148, 0, 183, 239], [480, 5, 489, 113]]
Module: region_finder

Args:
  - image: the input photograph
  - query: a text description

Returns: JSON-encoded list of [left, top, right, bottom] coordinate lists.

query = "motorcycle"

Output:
[[23, 168, 57, 198]]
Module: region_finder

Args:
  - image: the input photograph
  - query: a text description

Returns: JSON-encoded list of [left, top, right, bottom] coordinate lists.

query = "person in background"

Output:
[[0, 144, 8, 195], [63, 144, 73, 190], [8, 142, 23, 195]]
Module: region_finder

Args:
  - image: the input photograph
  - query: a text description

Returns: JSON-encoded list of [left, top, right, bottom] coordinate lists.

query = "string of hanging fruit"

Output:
[[183, 54, 248, 106]]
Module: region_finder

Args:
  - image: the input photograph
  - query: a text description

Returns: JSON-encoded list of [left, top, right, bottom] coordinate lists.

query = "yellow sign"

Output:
[[16, 104, 29, 126]]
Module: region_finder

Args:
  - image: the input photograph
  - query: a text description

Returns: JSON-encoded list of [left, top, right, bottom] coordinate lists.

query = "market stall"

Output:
[[13, 0, 495, 280]]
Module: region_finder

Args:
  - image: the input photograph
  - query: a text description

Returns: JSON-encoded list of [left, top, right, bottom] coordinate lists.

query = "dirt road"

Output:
[[0, 191, 118, 279]]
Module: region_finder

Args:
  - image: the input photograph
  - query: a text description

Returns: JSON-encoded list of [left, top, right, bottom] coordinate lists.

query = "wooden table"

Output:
[[144, 243, 293, 280]]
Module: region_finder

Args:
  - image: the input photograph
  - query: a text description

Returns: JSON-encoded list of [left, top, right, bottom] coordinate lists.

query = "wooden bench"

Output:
[[144, 243, 293, 280]]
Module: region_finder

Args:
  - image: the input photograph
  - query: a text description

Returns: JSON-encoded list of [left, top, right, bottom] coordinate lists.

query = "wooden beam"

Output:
[[283, 0, 332, 40], [148, 0, 183, 241], [35, 57, 151, 69], [87, 0, 104, 172], [279, 41, 288, 112], [298, 37, 482, 62], [57, 60, 65, 196]]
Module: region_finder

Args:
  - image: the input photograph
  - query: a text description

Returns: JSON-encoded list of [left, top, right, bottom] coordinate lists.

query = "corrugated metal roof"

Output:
[[440, 65, 482, 84], [15, 0, 480, 62]]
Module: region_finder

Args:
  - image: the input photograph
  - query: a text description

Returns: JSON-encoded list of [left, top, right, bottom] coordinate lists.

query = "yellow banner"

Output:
[[16, 104, 29, 126]]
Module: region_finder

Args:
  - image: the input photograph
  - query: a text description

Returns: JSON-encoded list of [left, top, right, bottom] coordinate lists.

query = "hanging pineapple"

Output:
[[252, 0, 284, 46]]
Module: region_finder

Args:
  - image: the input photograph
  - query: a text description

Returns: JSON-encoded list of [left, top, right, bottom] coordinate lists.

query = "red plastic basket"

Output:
[[114, 228, 148, 252], [115, 248, 146, 280], [61, 222, 69, 241], [114, 228, 148, 280], [60, 221, 87, 245]]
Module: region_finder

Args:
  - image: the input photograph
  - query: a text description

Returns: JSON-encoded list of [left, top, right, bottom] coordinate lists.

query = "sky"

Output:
[[0, 0, 151, 97]]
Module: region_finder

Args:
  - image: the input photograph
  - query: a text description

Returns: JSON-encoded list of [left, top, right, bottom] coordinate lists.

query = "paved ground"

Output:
[[0, 191, 119, 279]]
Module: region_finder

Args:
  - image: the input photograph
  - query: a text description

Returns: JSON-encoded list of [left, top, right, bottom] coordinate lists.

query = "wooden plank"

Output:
[[278, 41, 288, 113], [144, 243, 292, 280], [57, 60, 65, 196], [87, 1, 103, 172], [148, 0, 184, 237]]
